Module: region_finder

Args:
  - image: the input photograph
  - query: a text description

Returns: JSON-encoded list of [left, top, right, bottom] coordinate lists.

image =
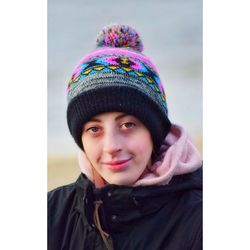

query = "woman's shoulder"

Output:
[[48, 173, 90, 199], [48, 182, 78, 221], [48, 182, 76, 201], [48, 174, 90, 214], [47, 175, 92, 250], [48, 182, 78, 209]]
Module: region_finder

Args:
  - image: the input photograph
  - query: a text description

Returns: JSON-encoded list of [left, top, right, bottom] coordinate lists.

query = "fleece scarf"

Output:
[[78, 124, 202, 187]]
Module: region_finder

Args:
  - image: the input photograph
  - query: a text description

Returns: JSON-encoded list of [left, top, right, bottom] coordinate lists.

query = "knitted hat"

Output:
[[67, 24, 171, 152]]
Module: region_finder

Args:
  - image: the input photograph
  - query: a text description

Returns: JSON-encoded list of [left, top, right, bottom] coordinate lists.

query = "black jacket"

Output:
[[48, 168, 202, 250]]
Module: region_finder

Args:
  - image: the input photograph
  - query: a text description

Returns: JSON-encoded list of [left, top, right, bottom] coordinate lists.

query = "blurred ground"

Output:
[[48, 155, 79, 191]]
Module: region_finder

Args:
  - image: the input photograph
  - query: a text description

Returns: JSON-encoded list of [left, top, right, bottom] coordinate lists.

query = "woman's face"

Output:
[[81, 112, 153, 186]]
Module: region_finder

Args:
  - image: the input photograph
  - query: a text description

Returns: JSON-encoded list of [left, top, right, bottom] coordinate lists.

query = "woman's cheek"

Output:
[[133, 137, 152, 155]]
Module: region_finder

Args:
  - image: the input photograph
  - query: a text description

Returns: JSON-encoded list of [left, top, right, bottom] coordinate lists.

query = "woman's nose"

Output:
[[102, 132, 122, 155]]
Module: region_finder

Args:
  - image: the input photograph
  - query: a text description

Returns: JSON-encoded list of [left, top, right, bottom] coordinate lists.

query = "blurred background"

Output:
[[48, 0, 202, 191]]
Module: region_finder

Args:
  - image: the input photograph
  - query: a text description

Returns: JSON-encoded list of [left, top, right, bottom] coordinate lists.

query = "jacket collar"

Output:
[[75, 168, 202, 233]]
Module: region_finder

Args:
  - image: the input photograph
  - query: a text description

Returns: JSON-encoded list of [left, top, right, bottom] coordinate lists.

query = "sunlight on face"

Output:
[[81, 112, 153, 186]]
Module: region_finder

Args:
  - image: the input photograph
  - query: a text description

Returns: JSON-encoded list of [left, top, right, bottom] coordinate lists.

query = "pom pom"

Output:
[[96, 24, 144, 52]]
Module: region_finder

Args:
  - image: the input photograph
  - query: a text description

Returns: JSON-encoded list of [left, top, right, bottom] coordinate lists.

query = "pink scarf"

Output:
[[78, 124, 202, 186]]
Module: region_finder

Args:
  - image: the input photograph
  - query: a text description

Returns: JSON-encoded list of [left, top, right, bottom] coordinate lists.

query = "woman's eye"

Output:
[[121, 122, 136, 129], [87, 127, 100, 133]]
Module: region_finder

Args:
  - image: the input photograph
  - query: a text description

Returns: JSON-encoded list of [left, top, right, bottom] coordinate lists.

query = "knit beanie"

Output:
[[67, 24, 171, 152]]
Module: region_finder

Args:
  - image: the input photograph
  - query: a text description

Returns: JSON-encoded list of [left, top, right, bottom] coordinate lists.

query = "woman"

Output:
[[48, 24, 202, 250]]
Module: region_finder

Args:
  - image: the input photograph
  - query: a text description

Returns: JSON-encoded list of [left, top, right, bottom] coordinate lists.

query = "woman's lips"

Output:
[[102, 158, 131, 170]]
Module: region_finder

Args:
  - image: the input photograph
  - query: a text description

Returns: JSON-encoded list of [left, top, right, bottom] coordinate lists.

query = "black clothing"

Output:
[[48, 168, 202, 250]]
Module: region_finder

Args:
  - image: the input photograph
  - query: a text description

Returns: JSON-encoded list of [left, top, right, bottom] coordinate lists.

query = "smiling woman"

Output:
[[48, 24, 203, 250], [81, 112, 153, 186]]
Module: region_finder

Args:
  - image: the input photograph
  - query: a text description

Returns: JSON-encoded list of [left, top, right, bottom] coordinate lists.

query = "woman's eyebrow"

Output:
[[86, 118, 101, 123], [115, 113, 131, 121]]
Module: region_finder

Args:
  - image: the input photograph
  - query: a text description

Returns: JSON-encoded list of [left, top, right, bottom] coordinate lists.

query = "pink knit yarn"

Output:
[[72, 48, 160, 82]]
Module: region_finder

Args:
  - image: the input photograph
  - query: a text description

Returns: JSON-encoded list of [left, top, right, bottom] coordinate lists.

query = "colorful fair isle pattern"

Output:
[[68, 54, 166, 107]]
